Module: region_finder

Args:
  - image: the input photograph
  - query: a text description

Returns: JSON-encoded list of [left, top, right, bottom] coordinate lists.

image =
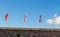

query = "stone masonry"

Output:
[[0, 28, 60, 37]]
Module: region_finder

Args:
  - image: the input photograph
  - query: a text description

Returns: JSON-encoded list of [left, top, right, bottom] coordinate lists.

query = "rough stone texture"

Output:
[[0, 28, 60, 37]]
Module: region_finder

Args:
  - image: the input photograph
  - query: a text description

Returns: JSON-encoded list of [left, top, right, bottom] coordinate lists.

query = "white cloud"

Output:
[[46, 19, 53, 24], [56, 17, 60, 25], [46, 15, 60, 25]]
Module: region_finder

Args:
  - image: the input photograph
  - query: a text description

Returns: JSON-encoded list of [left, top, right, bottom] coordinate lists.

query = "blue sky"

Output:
[[0, 0, 60, 28]]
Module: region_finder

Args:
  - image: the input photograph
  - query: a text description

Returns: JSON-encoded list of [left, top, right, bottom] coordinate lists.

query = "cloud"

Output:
[[56, 17, 60, 25], [46, 19, 53, 24], [46, 15, 60, 25]]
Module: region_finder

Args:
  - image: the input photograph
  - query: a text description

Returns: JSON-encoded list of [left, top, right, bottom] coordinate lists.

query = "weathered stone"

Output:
[[0, 28, 60, 37]]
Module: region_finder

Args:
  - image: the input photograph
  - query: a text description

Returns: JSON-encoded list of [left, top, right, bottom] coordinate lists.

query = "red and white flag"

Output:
[[39, 15, 42, 22], [5, 13, 8, 21], [24, 13, 28, 22], [24, 15, 27, 22], [54, 14, 57, 23]]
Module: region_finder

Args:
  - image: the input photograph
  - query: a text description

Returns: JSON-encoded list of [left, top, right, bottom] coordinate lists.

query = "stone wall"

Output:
[[0, 28, 60, 37]]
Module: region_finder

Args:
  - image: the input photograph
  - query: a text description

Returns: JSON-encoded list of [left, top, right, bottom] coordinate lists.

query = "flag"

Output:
[[24, 15, 27, 22], [5, 13, 8, 21], [39, 15, 42, 22], [54, 14, 57, 23]]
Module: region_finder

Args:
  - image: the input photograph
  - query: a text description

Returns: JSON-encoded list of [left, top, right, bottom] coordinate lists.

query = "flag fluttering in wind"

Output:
[[54, 14, 57, 23], [39, 15, 42, 22], [5, 13, 8, 22], [24, 13, 27, 22]]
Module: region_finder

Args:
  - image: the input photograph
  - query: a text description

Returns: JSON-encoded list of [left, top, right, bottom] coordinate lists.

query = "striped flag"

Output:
[[54, 14, 57, 23], [24, 14, 27, 22], [24, 12, 28, 22], [5, 13, 8, 21], [39, 15, 42, 22]]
